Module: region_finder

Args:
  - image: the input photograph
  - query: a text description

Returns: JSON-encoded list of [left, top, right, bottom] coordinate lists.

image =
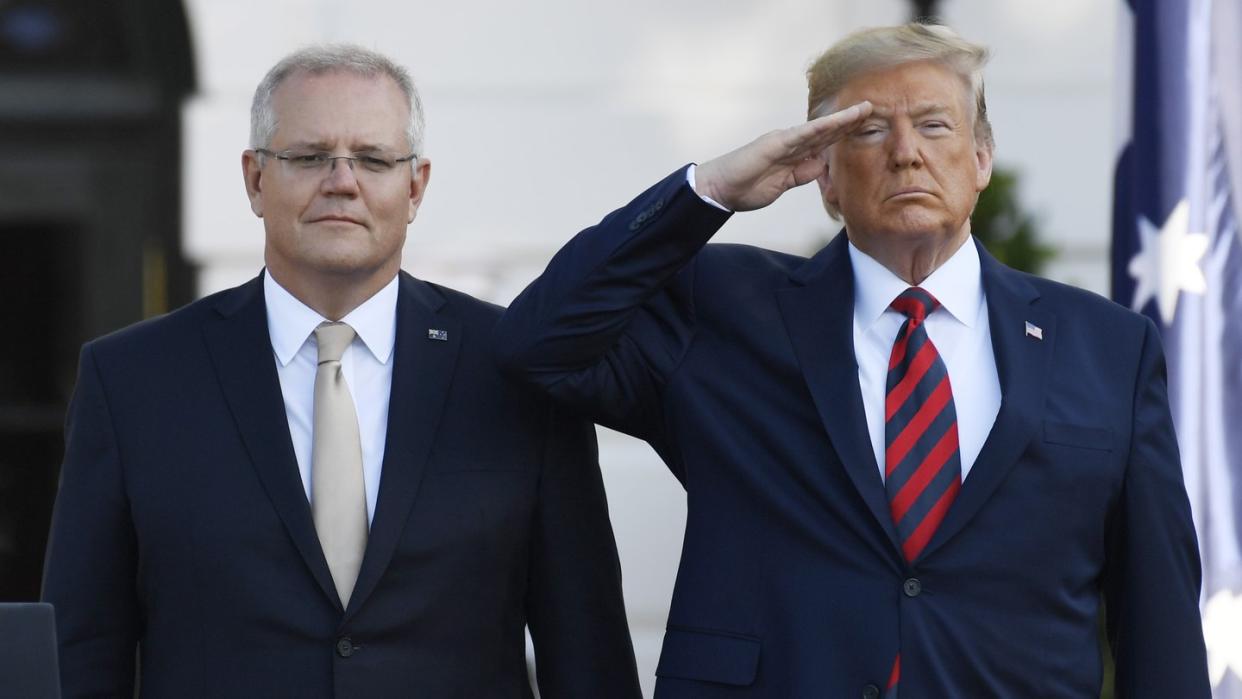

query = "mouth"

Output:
[[310, 215, 365, 226], [887, 187, 934, 200]]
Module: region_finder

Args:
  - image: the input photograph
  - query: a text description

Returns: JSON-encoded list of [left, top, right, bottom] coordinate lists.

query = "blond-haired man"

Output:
[[496, 23, 1209, 697]]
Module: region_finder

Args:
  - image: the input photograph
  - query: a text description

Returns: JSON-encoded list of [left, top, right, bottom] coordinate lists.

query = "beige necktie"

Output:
[[311, 321, 367, 606]]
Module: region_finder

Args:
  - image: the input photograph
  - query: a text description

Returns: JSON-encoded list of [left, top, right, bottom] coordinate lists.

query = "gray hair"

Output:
[[249, 44, 425, 154], [806, 23, 993, 150]]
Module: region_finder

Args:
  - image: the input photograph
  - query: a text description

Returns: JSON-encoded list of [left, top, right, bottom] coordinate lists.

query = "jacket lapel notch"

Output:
[[918, 245, 1054, 561], [202, 276, 341, 608], [776, 237, 901, 555], [344, 275, 461, 620]]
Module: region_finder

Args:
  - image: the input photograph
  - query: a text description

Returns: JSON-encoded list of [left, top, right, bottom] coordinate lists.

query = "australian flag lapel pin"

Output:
[[427, 328, 448, 342], [1024, 321, 1043, 341]]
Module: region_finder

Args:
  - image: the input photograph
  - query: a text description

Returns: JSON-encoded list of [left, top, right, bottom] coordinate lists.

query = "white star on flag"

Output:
[[1127, 199, 1210, 324], [1203, 589, 1242, 689]]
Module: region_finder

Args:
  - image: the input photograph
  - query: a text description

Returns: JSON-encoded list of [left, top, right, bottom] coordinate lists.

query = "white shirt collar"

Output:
[[264, 270, 399, 366], [848, 235, 982, 329]]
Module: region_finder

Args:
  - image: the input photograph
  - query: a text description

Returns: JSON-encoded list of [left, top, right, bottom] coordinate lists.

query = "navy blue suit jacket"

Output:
[[43, 272, 641, 698], [494, 169, 1210, 697]]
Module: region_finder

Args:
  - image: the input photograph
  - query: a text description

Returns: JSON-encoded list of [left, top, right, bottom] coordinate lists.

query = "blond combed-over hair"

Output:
[[806, 22, 993, 150]]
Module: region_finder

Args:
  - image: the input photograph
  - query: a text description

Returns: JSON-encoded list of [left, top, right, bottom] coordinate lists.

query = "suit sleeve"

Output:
[[41, 344, 139, 698], [1103, 317, 1211, 697], [526, 404, 642, 699], [493, 167, 731, 452]]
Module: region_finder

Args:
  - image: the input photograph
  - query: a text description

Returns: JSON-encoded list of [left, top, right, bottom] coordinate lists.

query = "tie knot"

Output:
[[314, 322, 356, 363], [890, 287, 941, 324]]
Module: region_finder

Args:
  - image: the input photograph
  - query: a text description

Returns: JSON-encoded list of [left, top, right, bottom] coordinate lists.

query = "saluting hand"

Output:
[[693, 101, 872, 212]]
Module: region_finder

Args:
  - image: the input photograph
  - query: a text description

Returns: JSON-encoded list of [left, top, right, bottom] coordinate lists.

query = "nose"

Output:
[[321, 157, 361, 194], [888, 122, 923, 171]]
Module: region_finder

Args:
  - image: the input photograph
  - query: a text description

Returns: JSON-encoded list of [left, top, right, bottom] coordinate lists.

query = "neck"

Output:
[[855, 224, 971, 286], [265, 261, 398, 321]]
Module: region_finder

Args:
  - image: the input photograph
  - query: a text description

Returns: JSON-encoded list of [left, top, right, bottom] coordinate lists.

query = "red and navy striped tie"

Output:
[[883, 287, 961, 697], [885, 287, 961, 562]]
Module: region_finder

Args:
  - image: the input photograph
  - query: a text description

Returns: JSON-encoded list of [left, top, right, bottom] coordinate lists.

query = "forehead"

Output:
[[269, 70, 409, 148], [836, 60, 971, 114]]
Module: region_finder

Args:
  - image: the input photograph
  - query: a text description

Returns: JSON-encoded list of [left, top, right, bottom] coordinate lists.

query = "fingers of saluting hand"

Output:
[[693, 101, 872, 212], [776, 101, 873, 190], [777, 101, 874, 162]]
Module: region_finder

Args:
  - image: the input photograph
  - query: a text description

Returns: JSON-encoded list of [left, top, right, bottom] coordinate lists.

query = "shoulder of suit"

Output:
[[85, 282, 244, 358], [401, 273, 503, 324], [1007, 267, 1151, 328]]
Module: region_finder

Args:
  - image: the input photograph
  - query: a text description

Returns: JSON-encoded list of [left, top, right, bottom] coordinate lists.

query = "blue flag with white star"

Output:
[[1113, 0, 1242, 692]]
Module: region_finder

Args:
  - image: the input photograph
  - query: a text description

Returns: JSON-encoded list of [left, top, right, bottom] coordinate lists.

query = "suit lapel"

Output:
[[344, 273, 461, 621], [917, 240, 1054, 561], [201, 275, 340, 608], [776, 235, 900, 555]]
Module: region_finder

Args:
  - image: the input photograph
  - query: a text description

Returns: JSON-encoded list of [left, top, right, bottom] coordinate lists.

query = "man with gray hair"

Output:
[[496, 23, 1210, 697], [43, 44, 641, 697]]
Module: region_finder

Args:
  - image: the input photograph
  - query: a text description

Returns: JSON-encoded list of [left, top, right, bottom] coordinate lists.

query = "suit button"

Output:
[[903, 578, 922, 597], [336, 636, 356, 658], [863, 684, 881, 699]]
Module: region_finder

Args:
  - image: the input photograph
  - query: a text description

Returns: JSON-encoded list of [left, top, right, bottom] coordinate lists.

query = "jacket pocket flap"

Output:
[[655, 628, 761, 686], [1043, 420, 1113, 451]]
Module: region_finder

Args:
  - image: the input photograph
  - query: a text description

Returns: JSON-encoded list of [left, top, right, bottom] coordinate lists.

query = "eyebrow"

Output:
[[910, 103, 953, 118], [865, 103, 954, 119], [283, 140, 397, 152]]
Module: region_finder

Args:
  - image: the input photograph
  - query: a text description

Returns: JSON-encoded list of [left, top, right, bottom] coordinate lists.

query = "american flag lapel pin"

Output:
[[427, 328, 448, 341], [1024, 321, 1043, 340]]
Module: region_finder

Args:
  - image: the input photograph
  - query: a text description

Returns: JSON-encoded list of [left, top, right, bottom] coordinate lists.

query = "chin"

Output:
[[876, 222, 941, 241], [882, 209, 959, 239], [297, 246, 382, 276], [328, 258, 391, 277]]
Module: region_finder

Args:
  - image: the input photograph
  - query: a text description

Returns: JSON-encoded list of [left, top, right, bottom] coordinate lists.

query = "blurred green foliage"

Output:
[[972, 167, 1056, 274]]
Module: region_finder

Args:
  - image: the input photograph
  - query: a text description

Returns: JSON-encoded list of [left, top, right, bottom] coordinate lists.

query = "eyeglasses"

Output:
[[255, 148, 418, 178]]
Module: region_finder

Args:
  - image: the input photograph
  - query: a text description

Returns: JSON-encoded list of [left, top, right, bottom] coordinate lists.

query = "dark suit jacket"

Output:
[[493, 168, 1211, 697], [42, 271, 641, 698]]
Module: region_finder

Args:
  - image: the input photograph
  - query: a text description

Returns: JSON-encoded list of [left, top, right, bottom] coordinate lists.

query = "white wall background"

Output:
[[182, 1, 1117, 694]]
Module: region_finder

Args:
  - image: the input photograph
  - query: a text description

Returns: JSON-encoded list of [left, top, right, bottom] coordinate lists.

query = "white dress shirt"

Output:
[[264, 271, 398, 524], [849, 239, 1001, 482]]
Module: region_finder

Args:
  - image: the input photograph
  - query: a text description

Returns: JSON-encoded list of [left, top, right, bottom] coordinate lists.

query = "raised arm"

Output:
[[493, 104, 871, 444]]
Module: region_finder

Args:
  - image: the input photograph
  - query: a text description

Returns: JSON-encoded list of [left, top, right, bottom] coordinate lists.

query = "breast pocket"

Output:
[[1043, 420, 1113, 452], [428, 457, 534, 473], [396, 469, 539, 577], [655, 627, 762, 687], [1002, 420, 1122, 536]]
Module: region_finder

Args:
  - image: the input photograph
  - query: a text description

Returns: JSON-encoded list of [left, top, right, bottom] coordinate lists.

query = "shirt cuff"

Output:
[[686, 164, 731, 212]]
